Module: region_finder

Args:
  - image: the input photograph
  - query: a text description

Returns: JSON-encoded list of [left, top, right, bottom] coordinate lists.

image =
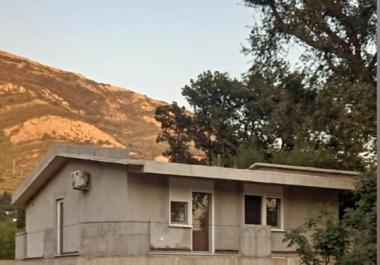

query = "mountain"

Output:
[[0, 51, 168, 193]]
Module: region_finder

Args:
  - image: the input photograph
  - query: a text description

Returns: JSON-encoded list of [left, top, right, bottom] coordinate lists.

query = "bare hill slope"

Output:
[[0, 51, 167, 192]]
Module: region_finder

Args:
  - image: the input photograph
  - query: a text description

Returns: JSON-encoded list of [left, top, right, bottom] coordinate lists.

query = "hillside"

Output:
[[0, 51, 168, 193]]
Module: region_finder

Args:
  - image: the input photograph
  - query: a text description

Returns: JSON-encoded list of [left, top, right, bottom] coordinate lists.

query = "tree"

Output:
[[340, 171, 376, 264], [155, 102, 197, 163], [245, 67, 317, 151], [155, 71, 247, 166], [244, 0, 376, 86], [243, 0, 377, 171], [182, 71, 246, 166]]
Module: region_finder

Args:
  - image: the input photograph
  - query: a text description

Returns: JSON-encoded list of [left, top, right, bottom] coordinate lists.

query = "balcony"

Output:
[[15, 221, 277, 260]]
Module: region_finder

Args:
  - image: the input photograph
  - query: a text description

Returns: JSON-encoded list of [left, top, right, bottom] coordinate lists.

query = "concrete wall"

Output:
[[15, 233, 26, 260], [126, 173, 168, 223], [150, 223, 191, 251], [270, 186, 339, 253], [24, 160, 82, 257], [214, 180, 241, 253], [14, 255, 300, 265], [0, 261, 15, 265], [23, 160, 129, 259], [284, 186, 339, 229], [80, 222, 149, 256], [240, 225, 271, 257]]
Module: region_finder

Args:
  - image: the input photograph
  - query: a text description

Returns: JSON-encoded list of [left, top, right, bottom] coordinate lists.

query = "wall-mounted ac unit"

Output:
[[71, 170, 90, 190]]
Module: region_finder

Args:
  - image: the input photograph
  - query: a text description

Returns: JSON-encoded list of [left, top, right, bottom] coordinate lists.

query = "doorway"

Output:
[[192, 192, 211, 252]]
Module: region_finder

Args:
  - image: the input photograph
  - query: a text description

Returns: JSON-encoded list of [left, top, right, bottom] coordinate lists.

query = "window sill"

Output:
[[23, 256, 43, 260], [271, 228, 285, 232], [149, 251, 241, 256], [54, 252, 80, 258], [169, 224, 192, 228]]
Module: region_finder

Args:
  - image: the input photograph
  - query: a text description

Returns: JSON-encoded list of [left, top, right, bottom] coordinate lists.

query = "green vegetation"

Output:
[[0, 192, 24, 259], [155, 0, 376, 264], [284, 171, 376, 265]]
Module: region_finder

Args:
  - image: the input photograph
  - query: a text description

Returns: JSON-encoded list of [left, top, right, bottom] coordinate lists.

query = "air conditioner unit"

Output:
[[71, 170, 90, 190]]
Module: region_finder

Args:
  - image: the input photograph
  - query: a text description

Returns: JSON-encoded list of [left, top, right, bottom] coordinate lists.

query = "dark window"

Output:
[[170, 201, 187, 224], [245, 195, 262, 224], [266, 198, 281, 228]]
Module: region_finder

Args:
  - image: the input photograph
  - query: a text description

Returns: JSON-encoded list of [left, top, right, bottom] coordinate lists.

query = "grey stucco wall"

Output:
[[127, 173, 193, 251], [126, 173, 168, 223], [23, 159, 129, 258], [284, 186, 339, 229], [25, 160, 82, 257], [271, 186, 340, 253], [214, 180, 241, 252]]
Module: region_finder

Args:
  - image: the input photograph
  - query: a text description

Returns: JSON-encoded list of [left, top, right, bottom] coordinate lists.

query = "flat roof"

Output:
[[12, 144, 359, 205], [249, 162, 359, 176]]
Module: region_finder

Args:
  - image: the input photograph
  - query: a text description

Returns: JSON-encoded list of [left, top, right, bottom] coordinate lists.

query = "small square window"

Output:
[[170, 201, 187, 224], [266, 198, 281, 228]]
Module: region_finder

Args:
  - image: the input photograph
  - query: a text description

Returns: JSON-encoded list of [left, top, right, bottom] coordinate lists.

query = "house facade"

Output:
[[12, 144, 358, 265]]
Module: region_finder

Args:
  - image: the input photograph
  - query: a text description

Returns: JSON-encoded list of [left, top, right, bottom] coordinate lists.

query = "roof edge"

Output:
[[12, 144, 132, 205], [249, 162, 360, 176]]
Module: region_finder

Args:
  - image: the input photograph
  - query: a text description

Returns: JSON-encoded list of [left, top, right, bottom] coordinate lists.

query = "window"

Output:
[[244, 195, 283, 229], [266, 197, 281, 228], [244, 195, 262, 225], [170, 201, 188, 224], [56, 199, 64, 255]]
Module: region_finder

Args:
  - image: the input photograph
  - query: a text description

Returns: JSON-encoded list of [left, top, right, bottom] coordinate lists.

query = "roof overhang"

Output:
[[12, 144, 360, 206]]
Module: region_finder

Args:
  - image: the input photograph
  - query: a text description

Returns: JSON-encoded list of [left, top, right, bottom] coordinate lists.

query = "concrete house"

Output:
[[12, 144, 358, 265]]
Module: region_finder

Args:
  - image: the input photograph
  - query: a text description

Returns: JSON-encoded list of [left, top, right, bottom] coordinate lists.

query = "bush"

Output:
[[0, 221, 17, 259], [283, 171, 376, 265]]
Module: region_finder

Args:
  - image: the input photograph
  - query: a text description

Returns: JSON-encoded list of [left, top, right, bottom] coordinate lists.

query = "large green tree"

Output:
[[244, 0, 376, 85], [243, 0, 377, 171], [155, 71, 247, 166], [154, 102, 196, 164]]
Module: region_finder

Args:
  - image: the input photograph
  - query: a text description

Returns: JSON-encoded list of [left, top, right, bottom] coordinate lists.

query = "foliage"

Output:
[[232, 146, 268, 169], [155, 71, 247, 166], [0, 221, 17, 259], [242, 0, 377, 171], [313, 80, 376, 170], [284, 171, 376, 265], [0, 192, 12, 221], [182, 71, 247, 166], [155, 102, 198, 163], [243, 0, 376, 86], [339, 172, 376, 264], [0, 192, 25, 260]]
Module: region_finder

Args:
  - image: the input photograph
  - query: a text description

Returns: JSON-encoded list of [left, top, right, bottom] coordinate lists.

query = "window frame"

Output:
[[243, 194, 263, 225], [170, 200, 189, 225], [265, 196, 283, 231], [56, 198, 64, 255], [243, 193, 284, 231]]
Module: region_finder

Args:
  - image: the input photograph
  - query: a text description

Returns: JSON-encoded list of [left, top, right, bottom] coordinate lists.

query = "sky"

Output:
[[0, 0, 256, 106]]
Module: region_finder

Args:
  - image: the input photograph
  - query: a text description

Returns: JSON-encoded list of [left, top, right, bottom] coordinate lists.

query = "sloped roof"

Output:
[[12, 144, 359, 205]]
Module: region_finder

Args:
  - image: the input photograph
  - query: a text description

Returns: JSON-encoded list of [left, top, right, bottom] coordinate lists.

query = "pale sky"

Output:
[[0, 0, 257, 106]]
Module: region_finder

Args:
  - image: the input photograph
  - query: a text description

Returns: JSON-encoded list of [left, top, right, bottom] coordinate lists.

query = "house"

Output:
[[12, 144, 358, 265]]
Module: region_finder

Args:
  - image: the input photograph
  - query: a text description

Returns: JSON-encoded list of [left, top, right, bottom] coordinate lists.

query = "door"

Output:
[[192, 192, 211, 252]]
